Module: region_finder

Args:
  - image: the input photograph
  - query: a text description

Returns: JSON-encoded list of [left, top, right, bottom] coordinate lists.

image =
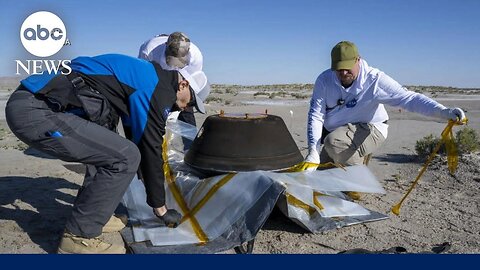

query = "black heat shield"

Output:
[[184, 113, 303, 175]]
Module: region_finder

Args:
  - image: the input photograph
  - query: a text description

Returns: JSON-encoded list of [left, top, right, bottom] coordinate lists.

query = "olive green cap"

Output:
[[331, 41, 359, 70]]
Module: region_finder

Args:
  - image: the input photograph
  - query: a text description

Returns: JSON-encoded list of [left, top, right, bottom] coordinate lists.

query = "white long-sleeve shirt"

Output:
[[307, 59, 448, 151], [138, 35, 203, 75]]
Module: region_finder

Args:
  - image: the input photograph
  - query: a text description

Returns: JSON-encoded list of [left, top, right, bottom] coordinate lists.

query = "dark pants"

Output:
[[5, 88, 140, 238]]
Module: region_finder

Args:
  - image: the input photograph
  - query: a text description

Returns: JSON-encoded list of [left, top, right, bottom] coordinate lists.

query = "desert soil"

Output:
[[0, 83, 479, 254]]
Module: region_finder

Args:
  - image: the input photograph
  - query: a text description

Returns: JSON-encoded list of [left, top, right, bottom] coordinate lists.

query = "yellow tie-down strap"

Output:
[[313, 191, 325, 211], [392, 118, 467, 215], [286, 191, 325, 216], [162, 133, 208, 244], [179, 173, 236, 224], [285, 161, 346, 172], [162, 132, 237, 245]]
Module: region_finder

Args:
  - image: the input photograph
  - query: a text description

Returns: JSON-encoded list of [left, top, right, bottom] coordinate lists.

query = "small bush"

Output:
[[455, 127, 480, 154], [291, 93, 310, 99], [211, 89, 224, 94], [415, 127, 480, 157], [225, 88, 238, 95], [415, 134, 445, 157], [253, 92, 269, 97], [269, 91, 288, 99], [204, 96, 223, 104]]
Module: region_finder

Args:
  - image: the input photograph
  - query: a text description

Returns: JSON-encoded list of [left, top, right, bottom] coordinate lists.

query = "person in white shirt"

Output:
[[305, 41, 466, 169], [139, 32, 208, 126]]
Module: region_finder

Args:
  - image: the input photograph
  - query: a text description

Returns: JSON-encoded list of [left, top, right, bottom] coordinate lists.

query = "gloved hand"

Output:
[[153, 209, 182, 228], [304, 148, 320, 171], [442, 107, 466, 123]]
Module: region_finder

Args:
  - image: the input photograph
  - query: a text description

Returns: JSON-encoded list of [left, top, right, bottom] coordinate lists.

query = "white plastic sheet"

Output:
[[121, 116, 387, 247]]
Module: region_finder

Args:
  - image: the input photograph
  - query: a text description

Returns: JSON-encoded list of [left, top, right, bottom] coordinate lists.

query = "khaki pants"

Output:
[[320, 123, 385, 166]]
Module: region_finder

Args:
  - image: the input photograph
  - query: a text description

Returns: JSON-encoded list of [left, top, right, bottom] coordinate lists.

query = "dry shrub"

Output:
[[415, 127, 479, 157]]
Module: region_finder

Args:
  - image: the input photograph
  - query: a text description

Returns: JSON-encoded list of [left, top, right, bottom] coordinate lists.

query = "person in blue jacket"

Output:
[[5, 54, 206, 254]]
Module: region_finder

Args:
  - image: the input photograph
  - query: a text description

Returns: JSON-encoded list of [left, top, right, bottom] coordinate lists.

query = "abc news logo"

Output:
[[16, 11, 72, 75], [23, 25, 64, 41]]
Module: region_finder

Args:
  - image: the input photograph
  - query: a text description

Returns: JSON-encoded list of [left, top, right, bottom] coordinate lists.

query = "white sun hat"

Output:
[[178, 69, 211, 114]]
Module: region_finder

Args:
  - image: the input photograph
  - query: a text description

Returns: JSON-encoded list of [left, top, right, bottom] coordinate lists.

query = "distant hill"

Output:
[[405, 85, 480, 94], [1, 76, 479, 94], [211, 84, 480, 94]]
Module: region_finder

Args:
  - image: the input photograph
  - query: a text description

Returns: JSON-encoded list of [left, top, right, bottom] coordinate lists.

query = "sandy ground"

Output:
[[0, 85, 479, 254]]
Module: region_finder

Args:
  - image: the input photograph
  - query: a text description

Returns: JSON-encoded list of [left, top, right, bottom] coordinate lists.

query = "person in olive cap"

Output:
[[305, 41, 467, 169], [139, 32, 209, 127]]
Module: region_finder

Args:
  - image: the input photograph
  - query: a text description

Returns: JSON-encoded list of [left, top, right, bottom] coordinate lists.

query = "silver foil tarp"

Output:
[[120, 117, 388, 252]]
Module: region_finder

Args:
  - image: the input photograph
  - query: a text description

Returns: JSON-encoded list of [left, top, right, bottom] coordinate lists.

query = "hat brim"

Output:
[[193, 91, 205, 114], [332, 59, 356, 70], [179, 69, 207, 114], [187, 86, 206, 114], [166, 55, 188, 69]]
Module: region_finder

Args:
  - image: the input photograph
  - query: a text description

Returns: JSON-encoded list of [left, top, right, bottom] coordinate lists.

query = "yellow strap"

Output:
[[180, 173, 236, 223], [162, 133, 209, 244], [286, 193, 316, 216], [313, 191, 325, 211], [285, 161, 346, 172], [442, 122, 458, 174], [392, 118, 466, 215]]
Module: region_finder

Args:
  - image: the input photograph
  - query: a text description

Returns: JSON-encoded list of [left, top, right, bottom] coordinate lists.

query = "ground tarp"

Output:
[[120, 117, 388, 253]]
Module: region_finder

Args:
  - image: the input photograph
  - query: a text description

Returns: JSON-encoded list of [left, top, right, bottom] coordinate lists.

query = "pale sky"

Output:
[[1, 0, 479, 87]]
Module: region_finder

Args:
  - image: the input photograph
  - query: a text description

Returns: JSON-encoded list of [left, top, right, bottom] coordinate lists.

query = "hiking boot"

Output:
[[102, 215, 127, 233], [57, 232, 126, 254]]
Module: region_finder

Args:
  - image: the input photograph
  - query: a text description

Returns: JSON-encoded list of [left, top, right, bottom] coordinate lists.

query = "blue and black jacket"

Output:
[[21, 54, 180, 207]]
